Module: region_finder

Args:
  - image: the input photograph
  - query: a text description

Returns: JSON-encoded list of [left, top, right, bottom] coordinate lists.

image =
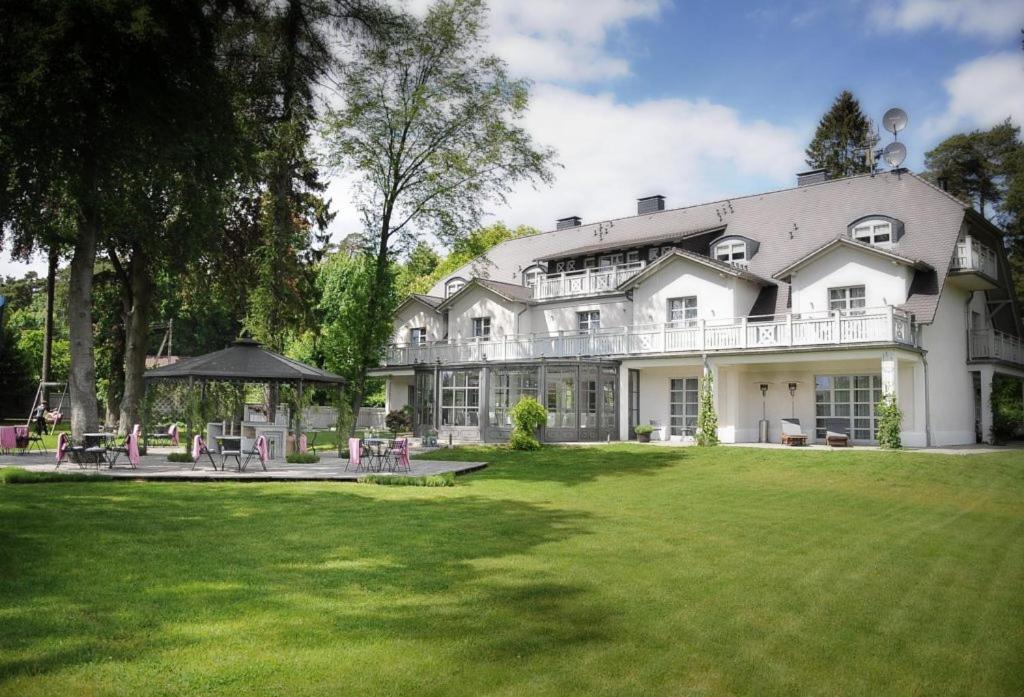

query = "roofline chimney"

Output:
[[556, 216, 582, 230], [637, 195, 665, 215], [796, 168, 828, 187]]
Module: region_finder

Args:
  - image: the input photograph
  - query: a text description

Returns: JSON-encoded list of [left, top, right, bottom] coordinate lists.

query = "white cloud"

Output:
[[870, 0, 1024, 40], [925, 51, 1024, 135]]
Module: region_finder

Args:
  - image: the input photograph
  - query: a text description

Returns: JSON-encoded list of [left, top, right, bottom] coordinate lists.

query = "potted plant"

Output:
[[421, 429, 438, 448], [634, 424, 654, 443]]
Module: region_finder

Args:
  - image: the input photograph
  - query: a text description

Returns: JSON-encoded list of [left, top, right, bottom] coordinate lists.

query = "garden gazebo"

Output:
[[143, 338, 345, 457]]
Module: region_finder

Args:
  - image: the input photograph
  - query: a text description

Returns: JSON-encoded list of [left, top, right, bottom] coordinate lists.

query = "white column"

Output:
[[908, 357, 928, 448], [704, 358, 722, 441], [881, 351, 899, 398], [979, 365, 995, 444], [619, 364, 631, 441]]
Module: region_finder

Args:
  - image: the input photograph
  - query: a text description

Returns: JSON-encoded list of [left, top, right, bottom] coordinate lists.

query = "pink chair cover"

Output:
[[0, 427, 17, 450], [395, 438, 410, 467], [128, 433, 141, 466], [348, 438, 361, 465], [256, 435, 269, 463], [14, 425, 27, 437], [56, 432, 69, 463], [299, 434, 307, 453], [192, 435, 204, 461], [168, 424, 179, 446]]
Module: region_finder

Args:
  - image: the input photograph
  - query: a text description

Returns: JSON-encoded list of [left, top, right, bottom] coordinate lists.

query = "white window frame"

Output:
[[471, 316, 491, 340], [648, 247, 661, 262], [410, 327, 427, 346], [625, 250, 640, 264], [584, 257, 597, 269], [598, 253, 623, 268], [828, 285, 866, 314], [667, 296, 698, 326], [851, 220, 893, 247], [713, 240, 747, 262], [669, 378, 700, 437], [445, 278, 466, 298], [577, 310, 601, 333], [522, 266, 542, 288]]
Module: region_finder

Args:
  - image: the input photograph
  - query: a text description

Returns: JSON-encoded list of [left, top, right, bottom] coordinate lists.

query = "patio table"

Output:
[[83, 432, 115, 467], [216, 435, 243, 471], [363, 438, 395, 472]]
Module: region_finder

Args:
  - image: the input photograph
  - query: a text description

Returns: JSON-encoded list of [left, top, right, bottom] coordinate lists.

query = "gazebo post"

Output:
[[338, 382, 345, 458], [296, 379, 304, 452], [142, 380, 150, 451]]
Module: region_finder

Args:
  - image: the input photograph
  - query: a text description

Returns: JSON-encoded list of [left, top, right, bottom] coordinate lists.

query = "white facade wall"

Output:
[[393, 302, 445, 344], [920, 285, 976, 445], [385, 375, 414, 412], [789, 246, 914, 314], [529, 297, 632, 334], [630, 258, 759, 324], [446, 287, 526, 341]]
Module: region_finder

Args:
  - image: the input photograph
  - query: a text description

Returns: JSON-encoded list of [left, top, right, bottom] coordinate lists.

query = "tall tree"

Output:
[[323, 0, 556, 427], [805, 90, 878, 179], [0, 1, 242, 438]]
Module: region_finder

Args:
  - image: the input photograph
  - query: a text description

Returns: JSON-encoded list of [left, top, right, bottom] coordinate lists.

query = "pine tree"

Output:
[[805, 91, 877, 179]]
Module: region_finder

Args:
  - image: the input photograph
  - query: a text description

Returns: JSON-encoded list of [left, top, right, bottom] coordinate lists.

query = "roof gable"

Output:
[[619, 249, 771, 291], [772, 237, 932, 281], [436, 277, 532, 310]]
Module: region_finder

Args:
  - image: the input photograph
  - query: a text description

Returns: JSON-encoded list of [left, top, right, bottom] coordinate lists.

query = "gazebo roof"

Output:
[[143, 338, 345, 384]]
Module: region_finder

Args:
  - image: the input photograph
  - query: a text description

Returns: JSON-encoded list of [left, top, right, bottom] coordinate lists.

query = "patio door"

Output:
[[669, 378, 699, 437], [814, 374, 882, 443]]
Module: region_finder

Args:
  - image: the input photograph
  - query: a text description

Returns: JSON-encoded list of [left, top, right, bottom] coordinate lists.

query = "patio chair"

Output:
[[241, 435, 269, 472], [780, 418, 808, 446], [346, 437, 366, 472], [24, 425, 46, 454], [55, 432, 85, 469], [391, 438, 411, 473], [220, 437, 243, 471], [191, 435, 218, 471], [824, 418, 851, 447], [108, 433, 140, 469]]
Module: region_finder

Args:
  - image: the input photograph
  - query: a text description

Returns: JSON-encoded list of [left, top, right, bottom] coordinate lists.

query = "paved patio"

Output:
[[1, 446, 486, 482]]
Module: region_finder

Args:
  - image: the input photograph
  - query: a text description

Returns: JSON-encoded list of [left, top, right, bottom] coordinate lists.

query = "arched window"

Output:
[[848, 215, 904, 248], [445, 277, 467, 298], [522, 265, 543, 288]]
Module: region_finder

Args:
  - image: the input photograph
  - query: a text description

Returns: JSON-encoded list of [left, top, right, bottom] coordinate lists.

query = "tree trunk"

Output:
[[41, 246, 57, 383], [118, 248, 154, 436], [68, 211, 99, 440]]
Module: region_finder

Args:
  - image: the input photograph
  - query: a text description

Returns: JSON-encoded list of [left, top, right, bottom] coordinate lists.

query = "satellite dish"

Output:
[[883, 108, 908, 135], [883, 141, 907, 168]]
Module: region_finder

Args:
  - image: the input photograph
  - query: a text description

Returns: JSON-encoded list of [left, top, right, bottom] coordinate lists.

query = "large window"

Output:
[[713, 240, 746, 263], [669, 378, 699, 437], [410, 327, 427, 345], [471, 316, 491, 340], [852, 220, 892, 246], [489, 368, 539, 427], [828, 286, 865, 313], [598, 253, 623, 268], [577, 310, 601, 332], [522, 266, 543, 289], [815, 375, 882, 441], [440, 370, 480, 426], [668, 296, 698, 326]]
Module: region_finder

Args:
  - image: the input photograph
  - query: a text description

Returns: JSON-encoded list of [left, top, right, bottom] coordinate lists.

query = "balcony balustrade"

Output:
[[383, 306, 916, 366], [531, 261, 645, 300], [969, 328, 1024, 365], [952, 236, 998, 280]]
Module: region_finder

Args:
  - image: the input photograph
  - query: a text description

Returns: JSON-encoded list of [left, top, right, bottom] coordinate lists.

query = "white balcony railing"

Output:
[[969, 329, 1024, 365], [531, 261, 645, 300], [383, 306, 916, 366], [952, 236, 998, 280]]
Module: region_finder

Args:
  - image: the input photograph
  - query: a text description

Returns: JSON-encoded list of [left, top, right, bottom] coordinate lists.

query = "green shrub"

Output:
[[0, 467, 100, 484], [634, 424, 653, 435], [358, 472, 455, 487], [696, 373, 719, 446], [167, 452, 194, 463], [509, 395, 546, 450], [286, 452, 320, 464], [876, 393, 903, 449], [991, 374, 1023, 444]]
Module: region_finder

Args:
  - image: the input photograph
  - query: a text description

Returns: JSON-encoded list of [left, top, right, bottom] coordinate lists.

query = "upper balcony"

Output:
[[383, 306, 917, 366], [530, 261, 645, 300], [949, 236, 998, 290], [969, 328, 1024, 366]]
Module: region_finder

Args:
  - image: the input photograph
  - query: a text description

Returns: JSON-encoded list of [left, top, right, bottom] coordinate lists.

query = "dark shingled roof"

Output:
[[429, 172, 970, 323], [144, 339, 345, 384]]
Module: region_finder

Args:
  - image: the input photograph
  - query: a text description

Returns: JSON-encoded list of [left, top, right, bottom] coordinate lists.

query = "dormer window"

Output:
[[522, 266, 542, 288], [852, 220, 892, 247], [445, 278, 466, 298], [714, 240, 746, 263]]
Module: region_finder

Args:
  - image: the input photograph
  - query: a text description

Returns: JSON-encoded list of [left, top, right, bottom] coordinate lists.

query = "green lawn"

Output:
[[1, 445, 1023, 696]]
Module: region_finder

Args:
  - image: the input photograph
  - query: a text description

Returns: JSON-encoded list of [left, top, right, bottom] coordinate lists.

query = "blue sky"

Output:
[[4, 0, 1024, 276]]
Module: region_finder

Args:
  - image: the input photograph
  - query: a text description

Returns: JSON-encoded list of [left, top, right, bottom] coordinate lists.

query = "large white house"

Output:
[[371, 170, 1024, 446]]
